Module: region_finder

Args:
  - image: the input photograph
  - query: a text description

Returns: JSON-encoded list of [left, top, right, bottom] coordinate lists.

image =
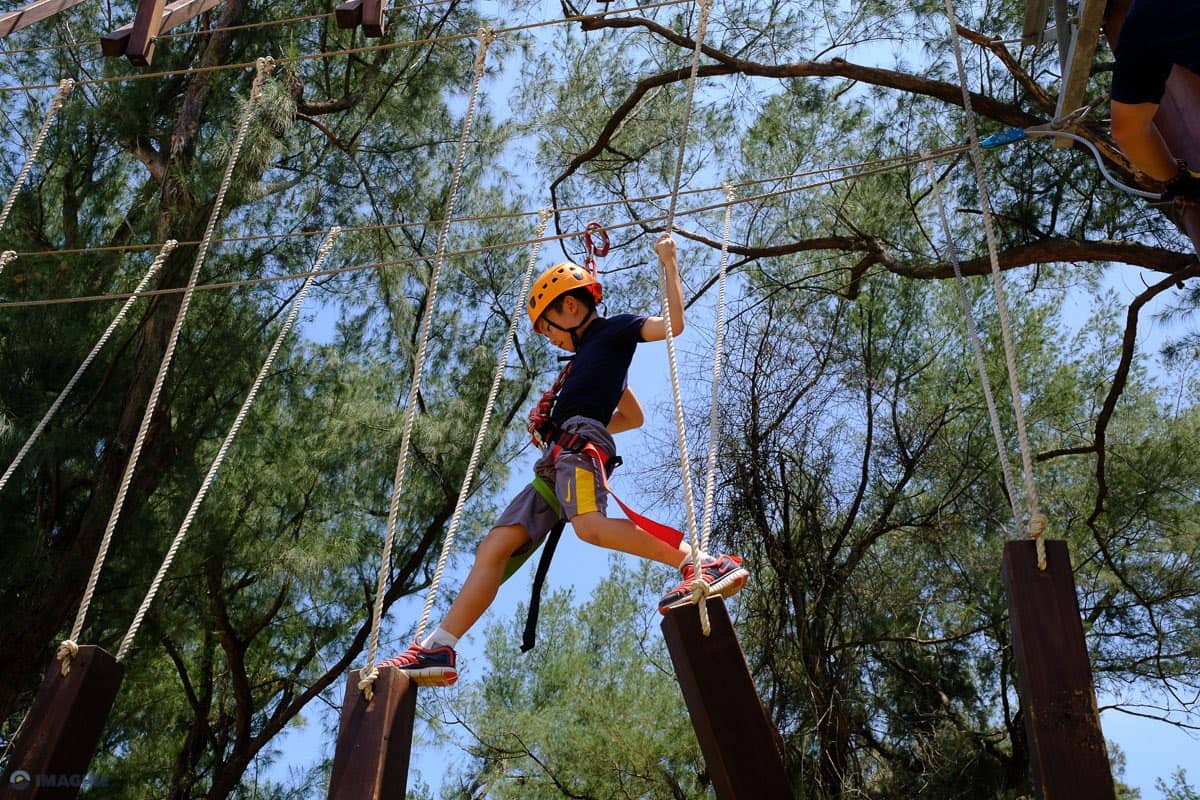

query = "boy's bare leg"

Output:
[[1111, 100, 1178, 181], [570, 512, 691, 566], [439, 524, 530, 638]]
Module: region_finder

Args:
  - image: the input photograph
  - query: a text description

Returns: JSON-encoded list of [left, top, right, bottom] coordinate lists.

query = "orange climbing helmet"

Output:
[[527, 262, 603, 325]]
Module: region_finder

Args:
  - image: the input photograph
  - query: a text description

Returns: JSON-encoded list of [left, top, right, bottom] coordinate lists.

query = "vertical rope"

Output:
[[941, 1, 1047, 567], [699, 183, 734, 554], [412, 209, 552, 646], [58, 58, 274, 675], [359, 30, 494, 699], [115, 228, 341, 662], [0, 241, 177, 495], [921, 155, 1023, 534], [0, 79, 74, 237], [658, 0, 714, 633], [0, 250, 15, 278], [664, 0, 713, 230]]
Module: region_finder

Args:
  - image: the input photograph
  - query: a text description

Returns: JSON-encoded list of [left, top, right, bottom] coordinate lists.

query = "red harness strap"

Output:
[[551, 441, 684, 548]]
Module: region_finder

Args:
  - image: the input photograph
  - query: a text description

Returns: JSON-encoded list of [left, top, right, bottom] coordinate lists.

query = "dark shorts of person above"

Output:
[[496, 415, 615, 558], [1111, 0, 1200, 105]]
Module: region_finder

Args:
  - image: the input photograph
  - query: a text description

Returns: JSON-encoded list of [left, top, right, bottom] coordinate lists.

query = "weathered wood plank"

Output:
[[335, 0, 363, 30], [327, 668, 415, 800], [0, 646, 125, 800], [1002, 540, 1115, 800], [1053, 0, 1107, 146], [102, 0, 223, 63], [0, 0, 89, 39], [661, 599, 790, 799]]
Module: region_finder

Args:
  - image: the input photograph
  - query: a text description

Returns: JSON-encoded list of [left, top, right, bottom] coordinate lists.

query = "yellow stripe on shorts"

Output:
[[573, 466, 598, 514]]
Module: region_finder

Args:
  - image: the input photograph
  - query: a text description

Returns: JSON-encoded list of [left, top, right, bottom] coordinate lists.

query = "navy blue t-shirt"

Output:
[[551, 313, 647, 426], [1112, 0, 1200, 104]]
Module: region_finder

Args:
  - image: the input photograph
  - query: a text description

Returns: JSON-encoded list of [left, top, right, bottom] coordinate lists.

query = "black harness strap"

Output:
[[521, 519, 567, 652]]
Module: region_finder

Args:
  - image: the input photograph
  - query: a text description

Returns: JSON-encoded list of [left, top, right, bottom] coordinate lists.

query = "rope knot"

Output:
[[0, 250, 16, 274], [357, 665, 380, 702], [56, 640, 79, 676], [476, 27, 496, 47], [1027, 512, 1048, 539], [690, 579, 713, 636]]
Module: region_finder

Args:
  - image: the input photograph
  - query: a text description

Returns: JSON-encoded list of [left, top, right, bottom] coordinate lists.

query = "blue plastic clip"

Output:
[[981, 128, 1027, 149]]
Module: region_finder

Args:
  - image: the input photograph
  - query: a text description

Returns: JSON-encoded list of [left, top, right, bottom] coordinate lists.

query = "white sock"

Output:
[[421, 627, 459, 650], [679, 550, 709, 569]]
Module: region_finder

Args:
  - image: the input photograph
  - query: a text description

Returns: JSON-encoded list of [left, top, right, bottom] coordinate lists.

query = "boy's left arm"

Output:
[[640, 232, 685, 342], [607, 387, 644, 433]]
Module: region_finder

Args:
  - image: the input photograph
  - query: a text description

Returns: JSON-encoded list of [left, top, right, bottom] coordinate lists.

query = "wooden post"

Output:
[[661, 599, 790, 800], [0, 646, 124, 800], [124, 0, 167, 67], [360, 0, 385, 38], [335, 0, 385, 36], [1053, 0, 1106, 146], [1105, 0, 1200, 252], [101, 0, 222, 61], [327, 668, 416, 800], [334, 0, 363, 30], [0, 0, 89, 38], [1001, 540, 1115, 800]]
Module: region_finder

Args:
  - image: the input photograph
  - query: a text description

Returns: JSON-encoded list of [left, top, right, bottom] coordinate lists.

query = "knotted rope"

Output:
[[0, 241, 177, 494], [942, 0, 1047, 567], [359, 30, 494, 700], [115, 228, 341, 662], [58, 58, 273, 674], [0, 78, 74, 237], [412, 210, 552, 648]]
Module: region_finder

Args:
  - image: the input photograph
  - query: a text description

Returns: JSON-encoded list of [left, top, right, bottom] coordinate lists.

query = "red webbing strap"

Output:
[[581, 443, 684, 547]]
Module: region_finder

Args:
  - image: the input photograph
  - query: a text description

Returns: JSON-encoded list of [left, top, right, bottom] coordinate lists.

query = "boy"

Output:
[[1109, 0, 1200, 205], [381, 232, 750, 686]]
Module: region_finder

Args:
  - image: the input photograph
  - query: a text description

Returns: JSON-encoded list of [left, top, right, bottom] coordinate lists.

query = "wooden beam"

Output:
[[661, 599, 791, 799], [0, 646, 124, 800], [0, 0, 88, 38], [1001, 540, 1115, 800], [102, 0, 224, 64], [361, 0, 385, 38], [327, 668, 416, 800], [125, 0, 167, 67], [335, 0, 386, 37], [1021, 0, 1051, 45], [1105, 0, 1200, 252], [334, 0, 363, 30], [1053, 0, 1107, 146]]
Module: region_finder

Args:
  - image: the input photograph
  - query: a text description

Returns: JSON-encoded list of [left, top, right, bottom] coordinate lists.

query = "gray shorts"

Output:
[[497, 416, 616, 557]]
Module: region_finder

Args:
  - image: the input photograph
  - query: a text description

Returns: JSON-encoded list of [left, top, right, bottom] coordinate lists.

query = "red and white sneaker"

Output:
[[379, 643, 458, 686], [658, 554, 749, 614]]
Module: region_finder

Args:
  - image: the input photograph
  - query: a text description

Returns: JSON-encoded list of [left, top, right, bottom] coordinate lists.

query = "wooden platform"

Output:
[[326, 667, 416, 800], [0, 646, 125, 800], [661, 598, 790, 799], [1002, 539, 1114, 799]]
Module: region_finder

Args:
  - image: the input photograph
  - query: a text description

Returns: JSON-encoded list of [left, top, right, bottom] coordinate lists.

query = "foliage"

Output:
[[440, 560, 710, 799]]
